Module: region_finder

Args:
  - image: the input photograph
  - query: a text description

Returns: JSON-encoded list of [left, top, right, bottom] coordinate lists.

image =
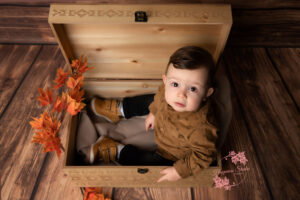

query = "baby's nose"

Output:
[[177, 89, 187, 98]]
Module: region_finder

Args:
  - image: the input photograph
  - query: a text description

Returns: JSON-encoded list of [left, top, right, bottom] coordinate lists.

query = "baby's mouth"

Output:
[[174, 102, 185, 107]]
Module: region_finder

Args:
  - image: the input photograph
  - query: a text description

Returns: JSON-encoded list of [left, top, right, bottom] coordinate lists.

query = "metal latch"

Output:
[[135, 11, 148, 22], [137, 168, 149, 174]]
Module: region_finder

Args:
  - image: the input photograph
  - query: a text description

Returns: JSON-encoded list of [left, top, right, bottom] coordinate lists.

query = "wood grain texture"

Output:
[[0, 45, 66, 200], [0, 45, 40, 116], [83, 63, 168, 79], [193, 61, 271, 200], [1, 5, 300, 46], [29, 52, 83, 200], [148, 188, 192, 200], [1, 0, 300, 9], [266, 48, 300, 109], [48, 4, 232, 25], [223, 47, 300, 200], [83, 80, 162, 99], [63, 23, 221, 64], [194, 187, 239, 200], [0, 6, 55, 43], [32, 115, 83, 200], [0, 6, 49, 23], [0, 27, 55, 44], [228, 9, 300, 46], [63, 165, 220, 187], [49, 4, 231, 73]]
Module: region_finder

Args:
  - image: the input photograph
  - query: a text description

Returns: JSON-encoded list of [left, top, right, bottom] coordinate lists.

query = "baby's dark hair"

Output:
[[166, 46, 216, 88]]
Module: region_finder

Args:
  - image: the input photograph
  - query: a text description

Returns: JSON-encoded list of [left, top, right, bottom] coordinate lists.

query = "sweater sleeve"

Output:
[[173, 126, 218, 178], [148, 84, 164, 115]]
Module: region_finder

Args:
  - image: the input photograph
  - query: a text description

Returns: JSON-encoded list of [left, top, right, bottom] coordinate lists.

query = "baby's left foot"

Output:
[[91, 97, 122, 123]]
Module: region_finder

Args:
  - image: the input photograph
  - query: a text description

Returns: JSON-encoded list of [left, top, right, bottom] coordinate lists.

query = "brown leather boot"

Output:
[[91, 98, 121, 123], [88, 136, 118, 164]]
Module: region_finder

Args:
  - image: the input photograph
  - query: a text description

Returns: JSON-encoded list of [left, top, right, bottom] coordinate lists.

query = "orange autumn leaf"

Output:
[[53, 93, 67, 113], [30, 117, 44, 130], [53, 68, 70, 89], [67, 101, 85, 116], [69, 87, 85, 102], [32, 130, 61, 157], [78, 57, 93, 74], [30, 111, 48, 130], [30, 110, 57, 131], [84, 188, 111, 200], [43, 134, 61, 157], [71, 56, 93, 77], [31, 111, 61, 135], [66, 95, 85, 116], [87, 193, 106, 200], [66, 76, 83, 89], [31, 111, 62, 157], [45, 116, 61, 136], [85, 188, 102, 194], [37, 88, 53, 106]]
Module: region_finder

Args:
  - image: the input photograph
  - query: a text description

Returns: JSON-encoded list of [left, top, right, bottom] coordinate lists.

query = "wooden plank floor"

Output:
[[1, 3, 299, 200], [0, 44, 299, 200]]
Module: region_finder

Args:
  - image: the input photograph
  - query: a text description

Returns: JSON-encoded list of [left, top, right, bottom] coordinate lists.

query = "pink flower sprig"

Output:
[[214, 150, 250, 190], [213, 173, 248, 191], [213, 176, 232, 190], [223, 151, 248, 166]]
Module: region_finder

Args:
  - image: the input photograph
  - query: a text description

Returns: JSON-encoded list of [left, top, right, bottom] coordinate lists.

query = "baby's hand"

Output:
[[145, 112, 155, 132], [157, 167, 182, 183]]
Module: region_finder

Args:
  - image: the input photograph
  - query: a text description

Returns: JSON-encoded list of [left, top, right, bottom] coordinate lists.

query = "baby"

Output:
[[89, 46, 219, 182]]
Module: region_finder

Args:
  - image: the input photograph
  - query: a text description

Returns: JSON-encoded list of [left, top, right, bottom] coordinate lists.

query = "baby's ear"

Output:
[[206, 87, 214, 97], [162, 74, 167, 85]]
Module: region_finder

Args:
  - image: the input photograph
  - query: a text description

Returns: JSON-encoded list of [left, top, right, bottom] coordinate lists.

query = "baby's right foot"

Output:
[[91, 97, 121, 123], [88, 136, 118, 164]]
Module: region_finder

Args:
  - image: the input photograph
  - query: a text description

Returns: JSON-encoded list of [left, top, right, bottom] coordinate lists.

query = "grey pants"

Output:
[[76, 110, 157, 164]]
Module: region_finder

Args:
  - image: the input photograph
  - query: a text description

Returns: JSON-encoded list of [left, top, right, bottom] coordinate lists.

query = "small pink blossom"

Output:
[[231, 151, 248, 166], [213, 175, 230, 189]]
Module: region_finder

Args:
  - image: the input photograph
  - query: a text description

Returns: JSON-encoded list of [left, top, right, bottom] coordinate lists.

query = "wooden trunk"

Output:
[[48, 4, 232, 187]]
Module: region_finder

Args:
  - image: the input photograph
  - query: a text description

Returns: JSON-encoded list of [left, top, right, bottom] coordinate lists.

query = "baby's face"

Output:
[[163, 64, 212, 112]]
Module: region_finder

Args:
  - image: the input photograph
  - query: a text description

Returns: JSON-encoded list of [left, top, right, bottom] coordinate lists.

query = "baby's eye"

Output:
[[189, 87, 198, 92], [171, 82, 179, 87]]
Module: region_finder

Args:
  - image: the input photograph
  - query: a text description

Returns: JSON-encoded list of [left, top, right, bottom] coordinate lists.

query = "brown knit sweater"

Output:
[[149, 84, 219, 178]]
